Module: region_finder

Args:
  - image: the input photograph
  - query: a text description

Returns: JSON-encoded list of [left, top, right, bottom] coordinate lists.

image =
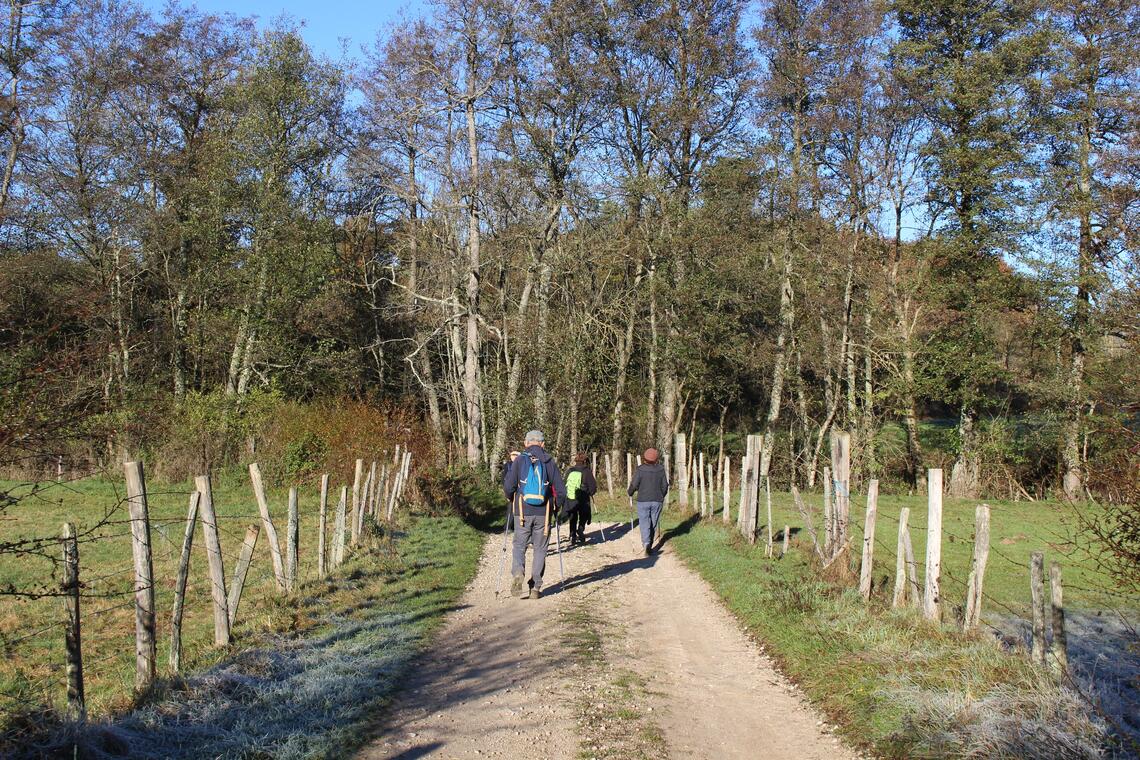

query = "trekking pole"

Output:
[[494, 506, 511, 599], [553, 518, 566, 588]]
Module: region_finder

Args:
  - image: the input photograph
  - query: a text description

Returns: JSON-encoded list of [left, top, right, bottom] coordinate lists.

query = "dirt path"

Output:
[[359, 521, 860, 760]]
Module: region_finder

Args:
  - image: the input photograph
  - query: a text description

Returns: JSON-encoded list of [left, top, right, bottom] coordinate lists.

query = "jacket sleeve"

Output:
[[627, 469, 641, 497], [548, 460, 567, 508], [584, 468, 598, 495], [661, 468, 669, 496]]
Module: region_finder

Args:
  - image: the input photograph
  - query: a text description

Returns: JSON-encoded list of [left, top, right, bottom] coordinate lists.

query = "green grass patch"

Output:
[[1, 472, 486, 757], [593, 488, 1130, 617]]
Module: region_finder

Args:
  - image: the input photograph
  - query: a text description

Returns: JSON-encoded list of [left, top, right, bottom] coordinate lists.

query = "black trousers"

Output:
[[566, 499, 591, 539]]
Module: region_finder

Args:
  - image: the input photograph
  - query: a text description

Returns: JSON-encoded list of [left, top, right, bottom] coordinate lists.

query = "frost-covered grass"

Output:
[[5, 514, 485, 759]]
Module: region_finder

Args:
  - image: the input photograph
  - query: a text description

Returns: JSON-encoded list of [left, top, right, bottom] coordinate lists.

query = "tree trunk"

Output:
[[949, 405, 980, 498], [758, 234, 795, 482], [462, 46, 484, 466]]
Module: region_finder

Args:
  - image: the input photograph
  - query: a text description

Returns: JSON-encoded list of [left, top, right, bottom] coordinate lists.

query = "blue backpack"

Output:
[[521, 456, 548, 506]]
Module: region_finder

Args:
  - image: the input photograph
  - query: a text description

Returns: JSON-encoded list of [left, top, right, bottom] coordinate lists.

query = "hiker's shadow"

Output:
[[555, 553, 658, 592]]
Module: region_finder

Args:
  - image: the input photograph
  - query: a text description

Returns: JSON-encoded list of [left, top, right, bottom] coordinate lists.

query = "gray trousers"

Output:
[[636, 501, 663, 548], [512, 513, 549, 590]]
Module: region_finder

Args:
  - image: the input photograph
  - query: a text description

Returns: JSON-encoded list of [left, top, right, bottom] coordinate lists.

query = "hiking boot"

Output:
[[528, 588, 541, 600], [511, 575, 524, 596], [644, 545, 652, 557]]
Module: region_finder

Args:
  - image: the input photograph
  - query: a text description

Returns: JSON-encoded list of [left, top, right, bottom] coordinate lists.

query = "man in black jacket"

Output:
[[503, 430, 566, 599], [628, 447, 669, 556]]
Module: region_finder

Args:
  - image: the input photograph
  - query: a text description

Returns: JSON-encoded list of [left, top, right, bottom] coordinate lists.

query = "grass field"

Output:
[[0, 466, 392, 723], [593, 486, 1133, 618]]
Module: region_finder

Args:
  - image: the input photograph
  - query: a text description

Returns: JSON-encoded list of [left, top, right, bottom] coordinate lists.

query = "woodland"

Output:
[[0, 0, 1137, 507]]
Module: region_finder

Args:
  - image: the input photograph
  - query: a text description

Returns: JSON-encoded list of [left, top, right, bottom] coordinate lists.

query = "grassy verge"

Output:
[[2, 509, 486, 758], [650, 513, 1115, 758], [1, 471, 362, 717]]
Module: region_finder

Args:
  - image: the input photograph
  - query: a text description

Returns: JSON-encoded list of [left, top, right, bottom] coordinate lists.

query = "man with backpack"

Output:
[[628, 447, 669, 556], [503, 430, 566, 599], [563, 452, 598, 545]]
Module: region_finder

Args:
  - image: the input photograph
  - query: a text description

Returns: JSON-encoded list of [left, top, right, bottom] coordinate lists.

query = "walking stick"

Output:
[[494, 504, 512, 599], [554, 518, 566, 588]]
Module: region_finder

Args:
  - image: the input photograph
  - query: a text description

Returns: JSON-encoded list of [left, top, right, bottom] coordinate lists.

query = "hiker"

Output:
[[628, 447, 668, 556], [563, 452, 598, 545], [503, 430, 566, 599]]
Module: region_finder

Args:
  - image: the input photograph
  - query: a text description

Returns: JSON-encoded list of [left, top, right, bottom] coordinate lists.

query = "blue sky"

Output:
[[139, 0, 424, 60]]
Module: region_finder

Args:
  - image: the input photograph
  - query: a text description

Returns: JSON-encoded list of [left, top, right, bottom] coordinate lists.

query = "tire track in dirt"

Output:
[[358, 521, 860, 760]]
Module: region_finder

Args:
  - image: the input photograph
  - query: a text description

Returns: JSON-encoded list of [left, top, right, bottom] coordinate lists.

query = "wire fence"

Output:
[[0, 451, 415, 737]]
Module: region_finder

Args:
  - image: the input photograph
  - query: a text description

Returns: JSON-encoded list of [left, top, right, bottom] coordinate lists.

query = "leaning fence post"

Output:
[[61, 522, 85, 721], [124, 461, 156, 692], [1030, 551, 1047, 664], [248, 463, 286, 593], [892, 507, 910, 609], [1049, 561, 1068, 675], [170, 491, 200, 672], [227, 524, 261, 629], [333, 486, 348, 566], [963, 504, 991, 631], [859, 480, 879, 600], [317, 474, 329, 578], [286, 487, 299, 591], [194, 473, 230, 646], [923, 468, 943, 622]]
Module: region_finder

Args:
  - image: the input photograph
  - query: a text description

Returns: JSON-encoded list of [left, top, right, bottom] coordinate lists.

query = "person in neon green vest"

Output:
[[563, 452, 598, 545]]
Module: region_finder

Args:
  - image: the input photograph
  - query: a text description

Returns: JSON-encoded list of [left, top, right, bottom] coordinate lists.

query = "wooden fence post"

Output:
[[333, 486, 347, 566], [830, 432, 851, 548], [318, 474, 329, 578], [923, 468, 943, 622], [1049, 561, 1068, 674], [626, 452, 633, 488], [765, 477, 774, 557], [61, 522, 85, 721], [892, 508, 910, 609], [194, 474, 230, 646], [1030, 551, 1046, 664], [675, 433, 688, 510], [286, 487, 299, 592], [124, 461, 156, 692], [722, 457, 731, 524], [592, 451, 598, 478], [859, 480, 879, 600], [823, 465, 834, 556], [693, 451, 702, 517], [361, 462, 376, 528], [248, 463, 286, 593], [604, 452, 614, 497], [170, 491, 200, 672], [706, 460, 715, 516], [374, 465, 388, 519], [963, 504, 991, 631], [350, 458, 364, 544], [782, 524, 790, 556], [227, 524, 260, 628]]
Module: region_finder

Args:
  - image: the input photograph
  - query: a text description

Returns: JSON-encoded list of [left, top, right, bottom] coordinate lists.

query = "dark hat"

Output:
[[643, 447, 659, 464]]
